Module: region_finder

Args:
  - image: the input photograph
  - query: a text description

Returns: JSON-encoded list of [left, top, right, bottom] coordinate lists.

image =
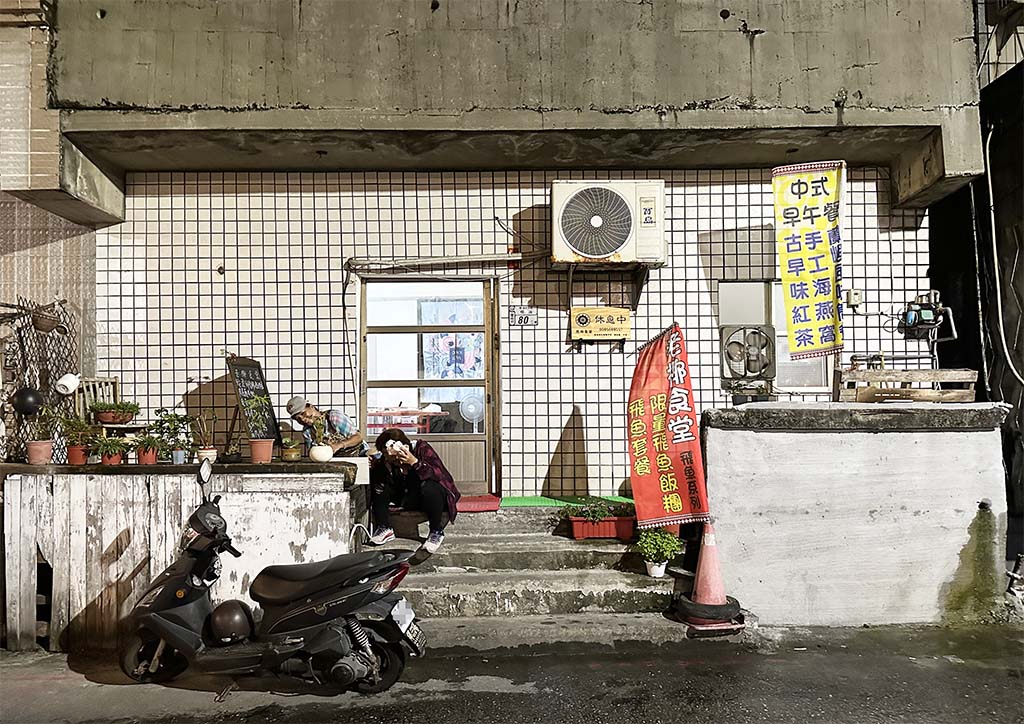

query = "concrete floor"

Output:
[[1, 626, 1021, 724]]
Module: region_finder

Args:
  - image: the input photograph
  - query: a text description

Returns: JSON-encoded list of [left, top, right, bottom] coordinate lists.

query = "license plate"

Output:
[[403, 622, 426, 655], [390, 598, 416, 633]]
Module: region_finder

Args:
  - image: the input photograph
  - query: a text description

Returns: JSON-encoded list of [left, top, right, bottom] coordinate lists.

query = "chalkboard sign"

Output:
[[226, 357, 281, 444]]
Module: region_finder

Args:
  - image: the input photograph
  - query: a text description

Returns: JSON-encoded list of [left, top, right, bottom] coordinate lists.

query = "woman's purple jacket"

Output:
[[377, 440, 462, 523]]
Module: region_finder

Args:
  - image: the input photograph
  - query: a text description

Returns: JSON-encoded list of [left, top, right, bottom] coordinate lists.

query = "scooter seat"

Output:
[[249, 551, 387, 606]]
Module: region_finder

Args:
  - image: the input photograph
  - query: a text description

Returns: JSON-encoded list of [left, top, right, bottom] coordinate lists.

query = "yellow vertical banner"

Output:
[[772, 161, 846, 360]]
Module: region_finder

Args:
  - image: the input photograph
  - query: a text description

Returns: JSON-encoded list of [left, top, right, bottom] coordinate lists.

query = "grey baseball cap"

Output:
[[286, 396, 307, 416]]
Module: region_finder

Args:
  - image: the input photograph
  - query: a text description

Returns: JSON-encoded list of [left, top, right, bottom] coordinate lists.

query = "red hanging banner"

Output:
[[627, 323, 710, 529]]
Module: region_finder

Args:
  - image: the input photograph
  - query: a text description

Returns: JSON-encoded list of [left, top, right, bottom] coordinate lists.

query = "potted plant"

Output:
[[192, 410, 218, 463], [133, 434, 164, 465], [220, 437, 242, 464], [90, 400, 141, 425], [635, 528, 684, 578], [307, 415, 336, 463], [151, 408, 194, 464], [92, 435, 128, 466], [280, 436, 303, 462], [25, 405, 57, 465], [59, 413, 92, 465], [241, 394, 275, 463], [564, 499, 636, 542]]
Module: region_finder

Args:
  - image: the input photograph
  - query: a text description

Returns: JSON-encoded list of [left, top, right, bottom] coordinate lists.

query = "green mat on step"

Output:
[[500, 495, 633, 508]]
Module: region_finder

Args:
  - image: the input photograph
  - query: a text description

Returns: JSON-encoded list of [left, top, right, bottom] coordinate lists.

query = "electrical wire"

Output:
[[983, 125, 1024, 387]]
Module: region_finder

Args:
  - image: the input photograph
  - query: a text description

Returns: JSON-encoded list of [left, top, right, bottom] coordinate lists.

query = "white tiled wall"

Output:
[[96, 169, 929, 496]]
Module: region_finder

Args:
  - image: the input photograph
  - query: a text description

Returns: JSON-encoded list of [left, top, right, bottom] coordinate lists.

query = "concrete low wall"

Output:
[[2, 463, 359, 651], [703, 403, 1009, 626]]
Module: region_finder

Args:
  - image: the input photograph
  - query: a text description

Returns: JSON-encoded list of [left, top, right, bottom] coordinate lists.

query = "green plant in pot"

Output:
[[280, 436, 303, 462], [635, 528, 684, 578], [241, 393, 275, 463], [192, 409, 219, 463], [151, 408, 195, 464], [25, 405, 58, 465], [563, 498, 636, 542], [90, 400, 141, 425], [306, 414, 338, 463], [133, 434, 165, 465], [91, 435, 129, 466], [220, 437, 242, 464], [59, 414, 93, 465]]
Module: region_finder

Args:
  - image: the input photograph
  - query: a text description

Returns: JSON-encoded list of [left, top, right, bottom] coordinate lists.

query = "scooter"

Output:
[[119, 458, 424, 694]]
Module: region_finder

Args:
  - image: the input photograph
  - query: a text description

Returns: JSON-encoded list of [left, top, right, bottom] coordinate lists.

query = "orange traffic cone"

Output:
[[678, 521, 741, 628], [690, 523, 728, 617]]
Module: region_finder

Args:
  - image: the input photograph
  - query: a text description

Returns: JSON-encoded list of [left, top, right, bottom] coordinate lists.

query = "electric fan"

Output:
[[459, 394, 485, 434]]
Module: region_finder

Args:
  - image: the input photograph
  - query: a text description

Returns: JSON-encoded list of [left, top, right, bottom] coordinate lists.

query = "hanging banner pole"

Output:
[[772, 160, 847, 360], [627, 323, 710, 529]]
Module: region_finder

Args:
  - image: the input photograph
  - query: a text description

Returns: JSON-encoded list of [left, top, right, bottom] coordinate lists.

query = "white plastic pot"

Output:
[[309, 444, 334, 463], [645, 560, 667, 578]]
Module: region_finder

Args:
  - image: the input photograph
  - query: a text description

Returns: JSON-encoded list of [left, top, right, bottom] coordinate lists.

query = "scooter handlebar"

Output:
[[223, 541, 242, 558]]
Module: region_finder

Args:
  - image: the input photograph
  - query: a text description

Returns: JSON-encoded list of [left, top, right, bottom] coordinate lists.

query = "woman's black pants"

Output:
[[371, 478, 447, 533]]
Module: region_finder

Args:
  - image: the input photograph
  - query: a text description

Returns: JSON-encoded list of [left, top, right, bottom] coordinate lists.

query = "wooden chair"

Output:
[[73, 377, 119, 419], [72, 377, 147, 437]]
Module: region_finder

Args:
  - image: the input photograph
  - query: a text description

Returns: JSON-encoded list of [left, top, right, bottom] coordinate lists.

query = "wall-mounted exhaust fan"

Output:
[[719, 325, 776, 389]]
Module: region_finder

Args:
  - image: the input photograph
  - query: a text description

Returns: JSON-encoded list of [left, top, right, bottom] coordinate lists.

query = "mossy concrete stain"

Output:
[[941, 508, 1001, 625]]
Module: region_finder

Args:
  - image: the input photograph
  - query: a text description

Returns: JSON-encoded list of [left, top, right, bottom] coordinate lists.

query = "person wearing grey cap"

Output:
[[286, 396, 368, 456]]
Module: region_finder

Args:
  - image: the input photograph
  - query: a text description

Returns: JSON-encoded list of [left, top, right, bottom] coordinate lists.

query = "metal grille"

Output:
[[559, 187, 633, 258], [1, 297, 78, 462]]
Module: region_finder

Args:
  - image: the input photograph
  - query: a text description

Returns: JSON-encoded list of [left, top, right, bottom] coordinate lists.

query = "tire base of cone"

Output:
[[680, 521, 747, 633]]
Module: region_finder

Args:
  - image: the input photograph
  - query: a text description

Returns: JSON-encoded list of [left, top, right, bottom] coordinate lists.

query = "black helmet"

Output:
[[210, 600, 253, 644]]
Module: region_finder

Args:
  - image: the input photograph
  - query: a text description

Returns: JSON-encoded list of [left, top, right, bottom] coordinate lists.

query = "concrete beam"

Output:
[[892, 108, 984, 208], [4, 138, 124, 226], [60, 107, 978, 208]]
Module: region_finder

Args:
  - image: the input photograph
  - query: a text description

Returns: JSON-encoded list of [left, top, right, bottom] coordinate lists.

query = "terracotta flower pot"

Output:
[[66, 445, 89, 465], [137, 448, 158, 465], [568, 516, 635, 542], [101, 452, 123, 466], [281, 447, 302, 462], [26, 440, 53, 465], [249, 439, 274, 464], [96, 411, 135, 425]]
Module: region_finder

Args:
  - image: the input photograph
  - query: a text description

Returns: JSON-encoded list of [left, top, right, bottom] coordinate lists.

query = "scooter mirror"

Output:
[[198, 458, 213, 485]]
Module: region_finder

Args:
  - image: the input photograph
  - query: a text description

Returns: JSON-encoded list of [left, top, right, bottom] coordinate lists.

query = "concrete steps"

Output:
[[401, 568, 675, 618], [382, 533, 645, 573], [376, 507, 683, 618]]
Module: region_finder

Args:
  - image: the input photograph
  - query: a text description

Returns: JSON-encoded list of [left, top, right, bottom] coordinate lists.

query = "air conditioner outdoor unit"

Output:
[[551, 180, 667, 267]]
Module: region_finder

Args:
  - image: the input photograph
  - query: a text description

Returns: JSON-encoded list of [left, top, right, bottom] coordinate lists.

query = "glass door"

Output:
[[360, 280, 498, 496]]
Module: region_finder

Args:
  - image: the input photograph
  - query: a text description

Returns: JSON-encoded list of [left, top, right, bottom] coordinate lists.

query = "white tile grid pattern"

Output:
[[95, 169, 929, 496]]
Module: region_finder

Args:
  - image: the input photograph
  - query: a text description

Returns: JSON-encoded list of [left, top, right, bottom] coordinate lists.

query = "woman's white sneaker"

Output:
[[422, 530, 445, 554], [368, 527, 395, 546]]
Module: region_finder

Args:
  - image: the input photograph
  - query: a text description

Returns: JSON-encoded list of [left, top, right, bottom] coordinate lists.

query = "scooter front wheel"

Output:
[[354, 642, 406, 695], [119, 632, 189, 683]]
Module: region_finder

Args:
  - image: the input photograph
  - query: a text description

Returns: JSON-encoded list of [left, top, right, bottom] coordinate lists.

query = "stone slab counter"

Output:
[[701, 402, 1011, 626]]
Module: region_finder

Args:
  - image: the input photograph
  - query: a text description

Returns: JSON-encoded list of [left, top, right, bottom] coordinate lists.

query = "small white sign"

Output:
[[509, 305, 539, 327], [639, 196, 657, 228]]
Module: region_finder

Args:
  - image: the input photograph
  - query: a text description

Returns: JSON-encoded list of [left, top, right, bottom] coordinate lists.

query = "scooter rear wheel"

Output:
[[119, 632, 189, 683], [354, 642, 406, 695]]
